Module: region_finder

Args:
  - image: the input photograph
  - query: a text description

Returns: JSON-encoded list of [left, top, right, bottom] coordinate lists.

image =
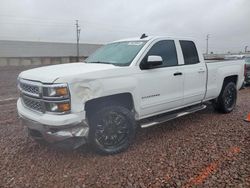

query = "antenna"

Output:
[[140, 33, 148, 39]]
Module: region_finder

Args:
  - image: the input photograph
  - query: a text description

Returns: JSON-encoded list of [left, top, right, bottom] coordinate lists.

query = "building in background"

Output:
[[0, 40, 102, 66]]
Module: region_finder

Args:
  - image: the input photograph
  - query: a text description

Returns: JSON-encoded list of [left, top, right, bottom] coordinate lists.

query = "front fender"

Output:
[[68, 76, 139, 116]]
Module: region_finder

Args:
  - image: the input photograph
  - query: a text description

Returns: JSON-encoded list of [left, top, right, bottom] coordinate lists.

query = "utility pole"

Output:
[[206, 34, 210, 55], [75, 20, 81, 61]]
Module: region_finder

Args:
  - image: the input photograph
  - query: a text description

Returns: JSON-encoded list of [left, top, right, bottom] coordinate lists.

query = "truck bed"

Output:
[[204, 59, 245, 101], [205, 59, 244, 63]]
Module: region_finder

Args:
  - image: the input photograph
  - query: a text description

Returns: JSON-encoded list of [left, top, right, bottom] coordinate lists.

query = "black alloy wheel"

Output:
[[88, 105, 136, 154], [213, 82, 237, 113]]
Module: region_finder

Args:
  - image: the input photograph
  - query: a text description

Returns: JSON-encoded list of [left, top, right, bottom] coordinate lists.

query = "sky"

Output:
[[0, 0, 249, 53]]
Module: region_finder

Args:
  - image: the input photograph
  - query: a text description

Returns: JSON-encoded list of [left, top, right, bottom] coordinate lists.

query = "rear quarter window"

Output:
[[180, 40, 199, 65]]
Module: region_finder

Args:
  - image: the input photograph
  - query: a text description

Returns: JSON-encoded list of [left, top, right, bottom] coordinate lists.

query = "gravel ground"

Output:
[[0, 66, 250, 188]]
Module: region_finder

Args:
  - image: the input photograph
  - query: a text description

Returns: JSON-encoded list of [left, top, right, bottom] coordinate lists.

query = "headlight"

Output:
[[45, 102, 71, 113], [43, 84, 71, 113], [43, 84, 69, 98]]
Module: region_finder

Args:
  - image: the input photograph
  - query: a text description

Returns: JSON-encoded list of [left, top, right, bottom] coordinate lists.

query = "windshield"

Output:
[[85, 41, 146, 66], [245, 57, 250, 64]]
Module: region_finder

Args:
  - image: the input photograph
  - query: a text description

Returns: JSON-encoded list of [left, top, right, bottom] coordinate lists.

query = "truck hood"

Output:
[[19, 62, 118, 83]]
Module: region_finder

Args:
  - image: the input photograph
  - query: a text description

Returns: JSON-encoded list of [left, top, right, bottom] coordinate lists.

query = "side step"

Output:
[[140, 104, 207, 128]]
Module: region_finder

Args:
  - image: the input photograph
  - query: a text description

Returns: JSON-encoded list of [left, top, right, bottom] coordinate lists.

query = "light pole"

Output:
[[75, 20, 81, 61], [206, 34, 210, 55]]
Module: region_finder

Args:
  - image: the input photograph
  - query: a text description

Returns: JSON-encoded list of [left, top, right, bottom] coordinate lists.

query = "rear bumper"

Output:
[[17, 98, 89, 147]]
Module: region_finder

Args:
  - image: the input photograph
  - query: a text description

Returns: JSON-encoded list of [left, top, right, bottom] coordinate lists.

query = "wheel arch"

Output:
[[220, 75, 238, 93], [223, 75, 238, 85], [85, 92, 136, 118]]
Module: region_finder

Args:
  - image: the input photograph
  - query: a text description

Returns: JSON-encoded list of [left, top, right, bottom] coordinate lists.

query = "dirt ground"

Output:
[[0, 66, 249, 188]]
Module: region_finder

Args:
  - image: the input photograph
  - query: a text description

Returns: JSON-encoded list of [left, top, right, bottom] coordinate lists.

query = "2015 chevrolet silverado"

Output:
[[17, 36, 245, 154]]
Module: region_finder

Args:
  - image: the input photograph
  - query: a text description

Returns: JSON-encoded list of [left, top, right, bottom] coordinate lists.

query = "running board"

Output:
[[140, 104, 207, 128]]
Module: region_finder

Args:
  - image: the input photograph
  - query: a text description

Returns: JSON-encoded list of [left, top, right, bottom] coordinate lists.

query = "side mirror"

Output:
[[148, 55, 163, 64], [141, 55, 163, 69]]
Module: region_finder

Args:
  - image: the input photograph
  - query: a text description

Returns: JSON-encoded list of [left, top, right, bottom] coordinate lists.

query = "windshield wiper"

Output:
[[87, 61, 116, 66]]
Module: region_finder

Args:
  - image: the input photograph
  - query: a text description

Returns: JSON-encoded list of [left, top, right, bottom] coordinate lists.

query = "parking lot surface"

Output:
[[0, 66, 249, 187]]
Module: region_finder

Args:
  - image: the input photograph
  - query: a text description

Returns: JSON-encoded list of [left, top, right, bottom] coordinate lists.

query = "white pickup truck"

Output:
[[17, 36, 245, 154]]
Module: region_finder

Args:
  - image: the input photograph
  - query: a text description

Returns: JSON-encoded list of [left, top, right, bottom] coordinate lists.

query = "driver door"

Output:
[[136, 40, 184, 118]]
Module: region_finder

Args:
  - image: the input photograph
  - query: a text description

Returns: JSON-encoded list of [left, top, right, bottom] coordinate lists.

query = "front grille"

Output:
[[19, 80, 40, 97], [22, 96, 43, 113], [18, 78, 70, 114]]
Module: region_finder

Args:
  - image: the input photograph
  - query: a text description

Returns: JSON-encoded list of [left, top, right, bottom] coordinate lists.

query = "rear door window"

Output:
[[180, 40, 199, 65]]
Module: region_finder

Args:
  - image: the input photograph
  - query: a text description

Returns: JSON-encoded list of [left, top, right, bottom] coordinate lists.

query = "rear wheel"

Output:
[[88, 105, 136, 155], [213, 82, 237, 113]]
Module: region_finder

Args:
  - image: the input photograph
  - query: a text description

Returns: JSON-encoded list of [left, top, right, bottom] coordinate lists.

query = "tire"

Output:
[[213, 82, 237, 113], [88, 105, 136, 155]]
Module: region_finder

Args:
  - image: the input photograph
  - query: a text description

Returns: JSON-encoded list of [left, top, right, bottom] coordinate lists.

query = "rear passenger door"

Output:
[[179, 40, 207, 106]]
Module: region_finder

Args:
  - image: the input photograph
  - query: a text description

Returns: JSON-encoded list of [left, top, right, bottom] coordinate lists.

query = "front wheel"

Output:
[[213, 82, 237, 113], [88, 105, 136, 155]]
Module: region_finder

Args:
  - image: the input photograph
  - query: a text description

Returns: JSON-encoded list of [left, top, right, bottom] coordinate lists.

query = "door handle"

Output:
[[198, 70, 205, 73], [173, 72, 183, 76]]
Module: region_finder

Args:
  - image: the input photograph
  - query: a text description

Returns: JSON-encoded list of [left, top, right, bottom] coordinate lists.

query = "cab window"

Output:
[[141, 40, 178, 68], [180, 40, 199, 65]]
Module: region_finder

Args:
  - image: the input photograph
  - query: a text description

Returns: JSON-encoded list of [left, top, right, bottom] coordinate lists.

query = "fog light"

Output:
[[58, 103, 71, 112], [46, 102, 71, 113]]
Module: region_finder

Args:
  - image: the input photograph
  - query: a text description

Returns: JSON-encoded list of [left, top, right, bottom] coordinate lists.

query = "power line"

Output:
[[0, 14, 139, 30], [0, 19, 139, 35], [0, 14, 139, 33], [0, 14, 153, 37]]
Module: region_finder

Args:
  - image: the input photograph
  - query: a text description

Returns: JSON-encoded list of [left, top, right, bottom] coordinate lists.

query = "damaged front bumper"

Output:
[[22, 116, 89, 146], [17, 98, 89, 149]]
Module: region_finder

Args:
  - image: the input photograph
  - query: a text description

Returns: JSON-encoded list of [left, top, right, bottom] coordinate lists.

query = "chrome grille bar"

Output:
[[18, 79, 41, 98], [22, 95, 44, 113]]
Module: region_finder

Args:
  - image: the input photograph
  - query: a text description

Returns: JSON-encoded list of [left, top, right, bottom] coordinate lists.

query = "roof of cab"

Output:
[[113, 36, 153, 43], [112, 36, 195, 43]]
